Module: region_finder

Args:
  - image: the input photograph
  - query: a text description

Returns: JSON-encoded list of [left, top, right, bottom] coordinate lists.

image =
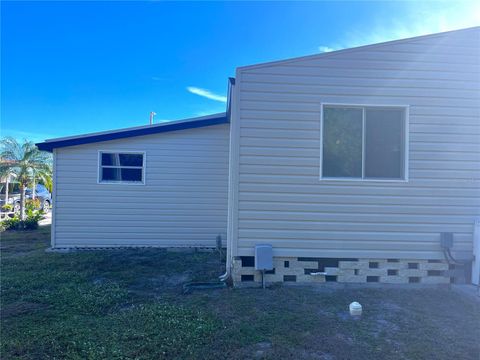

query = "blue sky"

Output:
[[1, 1, 479, 143]]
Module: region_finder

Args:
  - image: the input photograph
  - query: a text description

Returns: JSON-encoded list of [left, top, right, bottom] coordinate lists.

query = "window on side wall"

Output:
[[321, 105, 407, 180], [99, 152, 145, 184]]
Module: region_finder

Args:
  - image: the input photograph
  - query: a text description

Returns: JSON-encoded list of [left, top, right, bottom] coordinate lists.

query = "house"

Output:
[[37, 27, 480, 285]]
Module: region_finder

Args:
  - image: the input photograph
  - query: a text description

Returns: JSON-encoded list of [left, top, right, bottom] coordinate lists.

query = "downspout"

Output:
[[220, 77, 237, 282]]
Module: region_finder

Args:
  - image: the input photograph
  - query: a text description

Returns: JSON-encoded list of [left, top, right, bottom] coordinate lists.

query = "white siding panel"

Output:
[[235, 28, 480, 259], [54, 124, 229, 248]]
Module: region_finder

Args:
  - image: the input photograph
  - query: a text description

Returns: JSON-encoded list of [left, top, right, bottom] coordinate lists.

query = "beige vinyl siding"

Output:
[[54, 124, 229, 248], [234, 28, 480, 259]]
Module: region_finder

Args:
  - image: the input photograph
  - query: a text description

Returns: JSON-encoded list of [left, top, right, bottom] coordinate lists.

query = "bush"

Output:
[[2, 216, 21, 231], [24, 216, 39, 230], [2, 204, 13, 212], [26, 198, 41, 212], [1, 210, 43, 231]]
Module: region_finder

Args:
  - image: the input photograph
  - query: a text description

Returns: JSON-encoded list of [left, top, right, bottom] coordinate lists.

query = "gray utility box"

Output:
[[255, 244, 273, 271]]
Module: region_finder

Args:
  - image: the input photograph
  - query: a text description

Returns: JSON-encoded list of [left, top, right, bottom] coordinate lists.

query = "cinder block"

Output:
[[273, 257, 297, 269], [297, 274, 326, 283], [338, 260, 369, 270], [324, 267, 339, 276], [264, 274, 284, 283], [358, 268, 388, 276], [420, 276, 450, 284], [295, 259, 320, 269], [398, 269, 428, 277], [420, 262, 449, 271], [336, 269, 355, 276], [337, 275, 367, 283], [277, 266, 305, 276], [379, 261, 408, 270], [380, 276, 408, 284]]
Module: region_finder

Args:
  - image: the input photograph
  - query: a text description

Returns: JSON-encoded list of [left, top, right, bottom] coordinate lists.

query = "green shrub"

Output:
[[2, 216, 21, 230], [2, 210, 43, 231], [24, 217, 39, 230], [2, 204, 13, 212], [26, 198, 41, 212]]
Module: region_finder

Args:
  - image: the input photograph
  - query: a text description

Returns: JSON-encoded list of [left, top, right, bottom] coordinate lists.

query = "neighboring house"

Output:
[[37, 27, 480, 286]]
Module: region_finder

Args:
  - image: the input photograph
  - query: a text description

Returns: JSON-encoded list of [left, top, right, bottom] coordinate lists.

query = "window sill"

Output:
[[97, 181, 146, 186], [319, 177, 408, 183]]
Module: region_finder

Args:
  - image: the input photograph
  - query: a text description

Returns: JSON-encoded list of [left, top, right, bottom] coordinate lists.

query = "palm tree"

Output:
[[0, 137, 52, 220]]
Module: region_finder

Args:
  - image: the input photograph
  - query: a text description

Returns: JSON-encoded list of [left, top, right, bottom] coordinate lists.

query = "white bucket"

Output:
[[349, 302, 362, 316]]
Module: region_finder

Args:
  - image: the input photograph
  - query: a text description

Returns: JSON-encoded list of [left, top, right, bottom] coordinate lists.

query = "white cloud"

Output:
[[318, 45, 335, 53], [318, 2, 480, 52], [2, 129, 56, 144], [186, 86, 227, 103]]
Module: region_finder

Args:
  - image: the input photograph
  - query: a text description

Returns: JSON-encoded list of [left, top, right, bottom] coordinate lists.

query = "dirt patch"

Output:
[[128, 272, 192, 297], [1, 302, 49, 319]]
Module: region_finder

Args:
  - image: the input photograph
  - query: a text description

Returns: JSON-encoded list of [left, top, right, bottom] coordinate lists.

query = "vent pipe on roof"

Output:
[[149, 111, 157, 125]]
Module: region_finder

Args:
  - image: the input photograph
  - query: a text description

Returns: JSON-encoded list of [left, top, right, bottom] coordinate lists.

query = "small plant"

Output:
[[1, 209, 43, 231], [1, 204, 13, 212], [2, 216, 21, 230], [26, 198, 41, 212], [24, 209, 43, 230]]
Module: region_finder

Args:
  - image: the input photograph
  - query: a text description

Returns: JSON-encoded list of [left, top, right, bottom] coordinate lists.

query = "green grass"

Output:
[[1, 227, 479, 359]]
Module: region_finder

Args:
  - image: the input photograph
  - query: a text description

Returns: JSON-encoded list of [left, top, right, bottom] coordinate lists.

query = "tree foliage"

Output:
[[0, 137, 52, 220]]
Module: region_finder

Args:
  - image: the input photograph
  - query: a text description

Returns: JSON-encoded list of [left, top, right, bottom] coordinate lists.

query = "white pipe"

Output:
[[472, 219, 480, 285]]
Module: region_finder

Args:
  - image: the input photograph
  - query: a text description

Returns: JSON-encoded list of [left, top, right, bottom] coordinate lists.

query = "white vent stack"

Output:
[[149, 111, 157, 125]]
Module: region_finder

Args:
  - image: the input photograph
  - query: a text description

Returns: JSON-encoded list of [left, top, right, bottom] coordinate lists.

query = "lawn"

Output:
[[1, 227, 479, 360]]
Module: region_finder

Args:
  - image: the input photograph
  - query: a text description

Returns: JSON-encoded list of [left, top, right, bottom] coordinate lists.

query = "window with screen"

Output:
[[321, 105, 407, 180], [99, 152, 145, 184]]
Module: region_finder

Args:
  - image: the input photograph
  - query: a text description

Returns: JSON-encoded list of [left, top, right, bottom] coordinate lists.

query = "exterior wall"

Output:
[[53, 124, 229, 248], [230, 28, 480, 263]]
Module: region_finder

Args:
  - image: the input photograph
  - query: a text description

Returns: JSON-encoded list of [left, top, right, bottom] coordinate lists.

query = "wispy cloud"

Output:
[[318, 2, 480, 53], [1, 129, 56, 143], [318, 46, 335, 53], [186, 86, 227, 103]]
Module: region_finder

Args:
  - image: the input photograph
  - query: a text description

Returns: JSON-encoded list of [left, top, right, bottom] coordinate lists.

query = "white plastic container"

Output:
[[349, 302, 362, 316]]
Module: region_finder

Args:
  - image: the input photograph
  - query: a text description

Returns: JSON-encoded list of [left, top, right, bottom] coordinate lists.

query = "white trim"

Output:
[[51, 149, 57, 248], [97, 151, 146, 185], [404, 106, 410, 182], [227, 71, 241, 270], [319, 102, 409, 183], [361, 107, 366, 179], [43, 112, 226, 143]]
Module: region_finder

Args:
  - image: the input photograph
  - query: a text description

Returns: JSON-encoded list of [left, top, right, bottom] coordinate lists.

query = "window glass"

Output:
[[99, 152, 144, 183], [322, 107, 363, 178], [321, 105, 406, 180], [101, 153, 143, 167], [365, 108, 405, 179]]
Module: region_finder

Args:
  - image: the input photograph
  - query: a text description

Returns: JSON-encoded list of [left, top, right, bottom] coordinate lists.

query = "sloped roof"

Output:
[[36, 112, 228, 152], [237, 26, 480, 71]]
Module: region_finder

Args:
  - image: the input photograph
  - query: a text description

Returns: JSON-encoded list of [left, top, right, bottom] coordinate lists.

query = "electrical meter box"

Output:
[[255, 244, 273, 271]]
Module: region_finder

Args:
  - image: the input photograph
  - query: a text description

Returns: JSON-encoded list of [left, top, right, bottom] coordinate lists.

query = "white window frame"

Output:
[[319, 103, 409, 182], [97, 150, 146, 185]]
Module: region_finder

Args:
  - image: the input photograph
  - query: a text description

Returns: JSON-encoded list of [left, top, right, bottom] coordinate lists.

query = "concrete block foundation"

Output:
[[232, 256, 452, 286]]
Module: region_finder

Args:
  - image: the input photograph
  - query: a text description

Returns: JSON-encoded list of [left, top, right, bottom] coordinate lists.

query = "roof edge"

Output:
[[36, 112, 228, 152], [237, 26, 480, 71]]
